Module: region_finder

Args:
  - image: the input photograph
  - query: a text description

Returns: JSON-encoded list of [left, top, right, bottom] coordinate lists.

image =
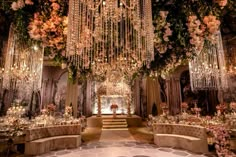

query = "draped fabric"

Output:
[[28, 91, 41, 115], [85, 80, 93, 116], [65, 79, 78, 117], [166, 77, 182, 115], [133, 77, 141, 116], [146, 77, 162, 116]]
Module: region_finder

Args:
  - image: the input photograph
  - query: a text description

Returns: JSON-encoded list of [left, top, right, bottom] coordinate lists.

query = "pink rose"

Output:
[[51, 2, 60, 10], [25, 0, 33, 5]]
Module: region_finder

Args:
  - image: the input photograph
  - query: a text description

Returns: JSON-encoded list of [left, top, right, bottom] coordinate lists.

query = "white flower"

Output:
[[11, 2, 19, 11]]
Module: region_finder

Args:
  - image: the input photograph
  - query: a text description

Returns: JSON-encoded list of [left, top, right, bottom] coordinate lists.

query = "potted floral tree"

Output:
[[110, 104, 118, 118]]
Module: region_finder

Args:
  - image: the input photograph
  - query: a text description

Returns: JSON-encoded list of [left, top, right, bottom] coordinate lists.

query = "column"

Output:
[[97, 95, 101, 117], [65, 78, 78, 118]]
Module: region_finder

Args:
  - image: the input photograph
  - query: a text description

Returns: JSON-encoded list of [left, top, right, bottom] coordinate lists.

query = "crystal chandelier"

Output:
[[225, 44, 236, 76], [189, 31, 228, 91], [2, 24, 44, 99], [66, 0, 154, 74]]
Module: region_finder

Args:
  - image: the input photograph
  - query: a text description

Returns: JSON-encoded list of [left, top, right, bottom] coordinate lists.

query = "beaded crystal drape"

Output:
[[66, 0, 154, 75], [2, 24, 44, 100], [189, 31, 228, 91]]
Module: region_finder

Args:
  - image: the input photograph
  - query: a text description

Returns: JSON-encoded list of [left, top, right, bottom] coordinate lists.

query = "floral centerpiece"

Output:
[[110, 104, 118, 111], [160, 102, 169, 116], [216, 103, 227, 116], [64, 106, 73, 120], [110, 104, 118, 118], [47, 103, 56, 113], [230, 102, 236, 112], [191, 107, 201, 117], [181, 102, 188, 113]]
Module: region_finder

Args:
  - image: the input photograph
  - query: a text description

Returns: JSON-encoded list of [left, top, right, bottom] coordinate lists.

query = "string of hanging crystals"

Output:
[[66, 0, 154, 76], [189, 31, 228, 91], [2, 24, 44, 99]]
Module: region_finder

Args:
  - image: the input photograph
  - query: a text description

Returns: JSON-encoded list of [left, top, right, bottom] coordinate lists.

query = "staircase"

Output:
[[102, 118, 128, 129]]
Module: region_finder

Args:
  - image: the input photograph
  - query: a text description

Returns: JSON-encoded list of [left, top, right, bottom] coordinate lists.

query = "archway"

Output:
[[93, 79, 133, 116]]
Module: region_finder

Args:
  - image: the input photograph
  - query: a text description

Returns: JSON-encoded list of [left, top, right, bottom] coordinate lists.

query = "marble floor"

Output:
[[37, 127, 216, 157], [37, 141, 216, 157]]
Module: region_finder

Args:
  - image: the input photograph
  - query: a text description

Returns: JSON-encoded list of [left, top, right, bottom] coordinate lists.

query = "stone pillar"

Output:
[[65, 79, 78, 118], [126, 94, 131, 117], [97, 96, 101, 117]]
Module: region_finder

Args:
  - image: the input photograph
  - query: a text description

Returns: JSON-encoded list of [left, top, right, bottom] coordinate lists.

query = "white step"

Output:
[[103, 121, 127, 125], [103, 124, 128, 128], [102, 119, 126, 122], [102, 118, 128, 129], [102, 128, 128, 130]]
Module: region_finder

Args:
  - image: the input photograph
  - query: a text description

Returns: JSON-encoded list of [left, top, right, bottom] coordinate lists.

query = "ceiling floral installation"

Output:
[[151, 0, 235, 77], [0, 0, 235, 81], [28, 0, 68, 60]]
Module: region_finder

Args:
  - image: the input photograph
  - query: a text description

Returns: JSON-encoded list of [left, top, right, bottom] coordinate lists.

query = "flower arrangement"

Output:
[[230, 102, 236, 111], [216, 103, 227, 113], [2, 0, 234, 80], [28, 0, 68, 58], [160, 102, 169, 115], [11, 0, 34, 11], [41, 108, 48, 115], [47, 103, 56, 113], [207, 125, 235, 156], [110, 104, 118, 111], [150, 0, 233, 76], [64, 106, 73, 120], [191, 107, 201, 117], [65, 106, 72, 115], [153, 11, 172, 54], [181, 102, 188, 109]]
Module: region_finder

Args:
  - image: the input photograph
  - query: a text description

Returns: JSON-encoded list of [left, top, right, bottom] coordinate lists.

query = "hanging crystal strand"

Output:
[[129, 6, 133, 69], [216, 31, 228, 90], [144, 0, 154, 66], [90, 4, 94, 68], [67, 0, 75, 56], [189, 31, 228, 90], [105, 6, 108, 64], [126, 5, 129, 69]]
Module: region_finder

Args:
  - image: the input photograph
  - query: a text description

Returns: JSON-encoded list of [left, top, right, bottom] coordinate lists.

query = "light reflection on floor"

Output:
[[37, 127, 216, 157], [37, 141, 216, 157]]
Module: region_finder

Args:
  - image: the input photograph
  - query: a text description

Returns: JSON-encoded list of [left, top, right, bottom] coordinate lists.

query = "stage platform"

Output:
[[87, 115, 142, 127]]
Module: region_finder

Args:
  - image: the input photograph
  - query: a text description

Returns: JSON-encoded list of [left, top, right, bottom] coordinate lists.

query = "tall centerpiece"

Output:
[[110, 104, 118, 118], [181, 102, 188, 113], [160, 102, 169, 116]]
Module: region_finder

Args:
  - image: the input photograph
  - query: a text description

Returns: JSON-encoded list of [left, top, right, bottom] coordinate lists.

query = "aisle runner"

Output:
[[99, 128, 136, 141]]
